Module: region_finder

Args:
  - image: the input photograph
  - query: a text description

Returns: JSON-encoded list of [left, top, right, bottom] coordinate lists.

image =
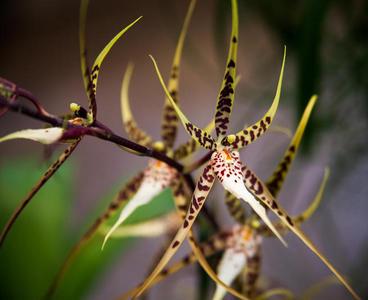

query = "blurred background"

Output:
[[0, 0, 367, 299]]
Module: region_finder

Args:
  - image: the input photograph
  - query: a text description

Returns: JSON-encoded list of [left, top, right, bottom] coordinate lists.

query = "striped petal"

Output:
[[120, 63, 154, 147], [214, 0, 239, 138], [160, 0, 196, 148], [241, 164, 360, 300], [79, 0, 141, 122], [150, 55, 217, 151], [173, 118, 215, 160], [130, 163, 215, 298], [118, 230, 229, 300], [226, 47, 286, 149], [45, 171, 144, 299], [0, 128, 64, 144], [259, 168, 330, 237], [266, 95, 317, 197]]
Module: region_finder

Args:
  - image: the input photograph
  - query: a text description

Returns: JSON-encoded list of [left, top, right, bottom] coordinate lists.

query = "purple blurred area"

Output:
[[1, 0, 367, 299]]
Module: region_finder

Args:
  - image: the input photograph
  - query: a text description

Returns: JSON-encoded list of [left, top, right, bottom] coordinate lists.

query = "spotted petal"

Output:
[[130, 163, 215, 298], [259, 167, 330, 237], [266, 95, 317, 197], [227, 47, 286, 149], [120, 63, 154, 147], [0, 128, 64, 144], [45, 171, 144, 299], [173, 118, 215, 161], [214, 0, 238, 138], [0, 140, 80, 247], [161, 0, 196, 148], [150, 55, 217, 151], [242, 164, 360, 300], [118, 230, 229, 299], [211, 151, 286, 245], [79, 0, 141, 122]]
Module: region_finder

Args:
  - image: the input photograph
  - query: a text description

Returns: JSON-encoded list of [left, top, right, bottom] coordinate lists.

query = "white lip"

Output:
[[102, 176, 166, 249], [212, 247, 246, 300]]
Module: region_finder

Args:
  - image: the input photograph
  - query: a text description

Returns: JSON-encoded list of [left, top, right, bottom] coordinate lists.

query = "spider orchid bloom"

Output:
[[137, 0, 360, 298], [102, 0, 200, 242], [0, 0, 141, 247], [45, 0, 206, 296], [225, 93, 318, 226], [101, 0, 218, 248], [213, 169, 330, 300], [119, 180, 328, 299]]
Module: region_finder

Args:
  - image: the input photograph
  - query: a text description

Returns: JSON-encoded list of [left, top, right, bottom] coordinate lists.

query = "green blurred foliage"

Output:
[[0, 159, 175, 299]]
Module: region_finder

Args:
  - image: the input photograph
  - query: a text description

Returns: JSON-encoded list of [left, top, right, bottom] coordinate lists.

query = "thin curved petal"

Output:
[[242, 164, 360, 300], [45, 172, 144, 299], [79, 0, 141, 121], [150, 55, 217, 151], [294, 167, 329, 224], [98, 212, 180, 238], [257, 168, 329, 237], [79, 0, 95, 120], [228, 47, 286, 149], [0, 128, 64, 144], [130, 164, 215, 298], [161, 0, 196, 148], [120, 63, 154, 147], [214, 0, 239, 138], [170, 177, 190, 219], [173, 118, 215, 160], [187, 229, 250, 300], [266, 95, 317, 197], [117, 230, 229, 300], [0, 140, 80, 247]]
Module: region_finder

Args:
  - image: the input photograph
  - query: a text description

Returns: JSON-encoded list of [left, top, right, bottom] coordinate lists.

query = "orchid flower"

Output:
[[45, 0, 213, 297], [0, 0, 141, 247], [132, 0, 360, 298], [119, 184, 324, 300], [119, 95, 328, 299]]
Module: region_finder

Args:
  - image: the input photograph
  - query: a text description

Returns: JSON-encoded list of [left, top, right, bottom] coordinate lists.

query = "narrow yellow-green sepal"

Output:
[[214, 0, 239, 138], [266, 94, 317, 197], [294, 167, 329, 224], [229, 47, 286, 149], [91, 16, 143, 94], [150, 55, 216, 151], [160, 0, 196, 148]]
